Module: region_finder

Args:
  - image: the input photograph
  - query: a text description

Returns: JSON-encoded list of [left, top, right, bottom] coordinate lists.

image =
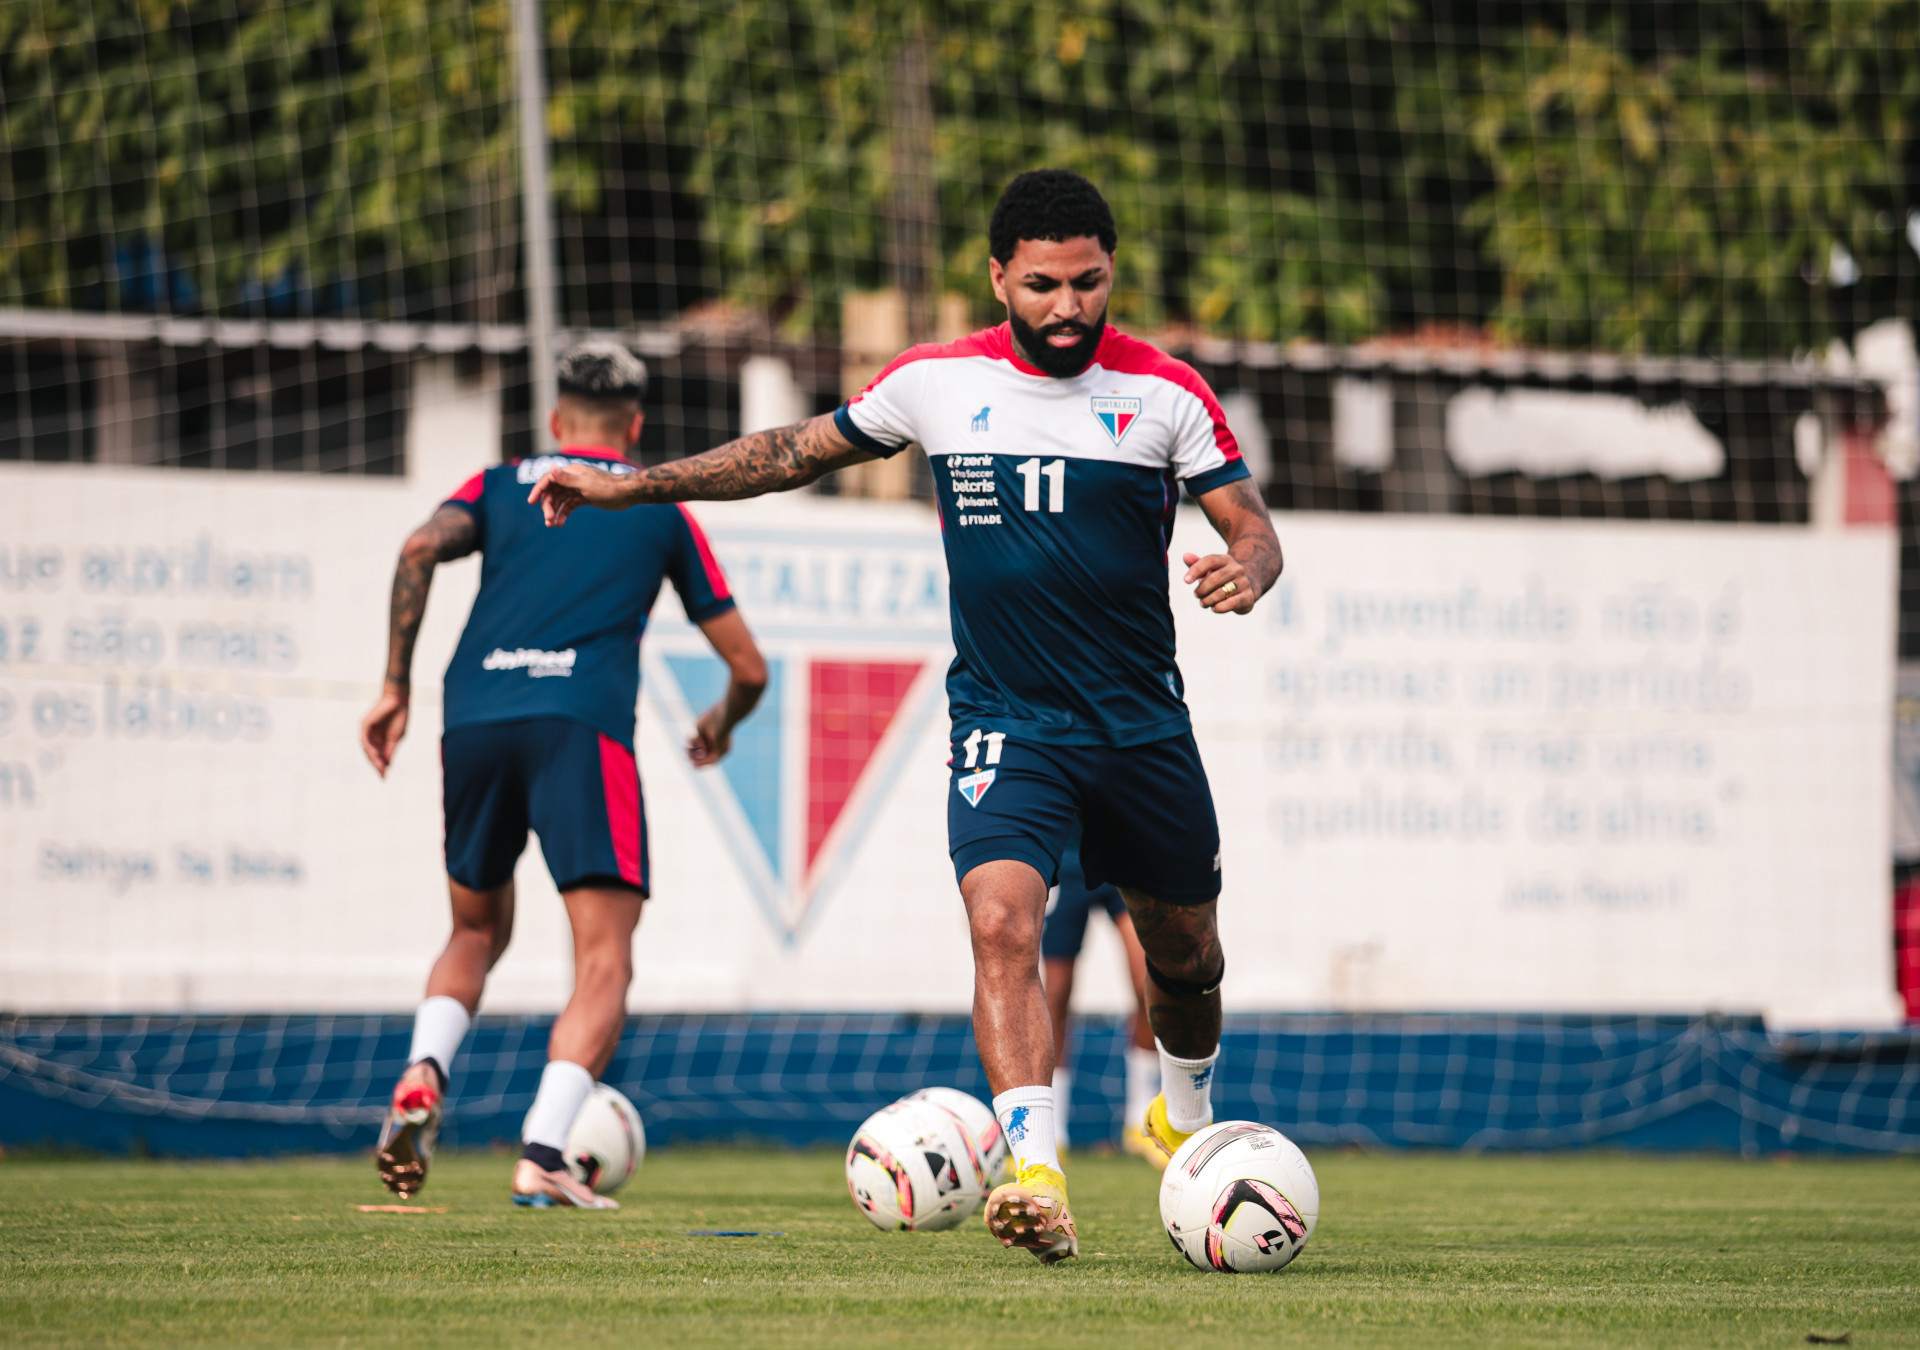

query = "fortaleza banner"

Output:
[[0, 466, 1901, 1027]]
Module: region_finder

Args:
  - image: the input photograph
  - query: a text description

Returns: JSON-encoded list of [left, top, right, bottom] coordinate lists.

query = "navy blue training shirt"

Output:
[[440, 446, 736, 745], [835, 324, 1250, 748]]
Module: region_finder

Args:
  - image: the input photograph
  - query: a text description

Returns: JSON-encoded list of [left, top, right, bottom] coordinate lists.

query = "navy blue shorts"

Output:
[[1041, 825, 1129, 960], [443, 718, 648, 895], [948, 731, 1221, 905]]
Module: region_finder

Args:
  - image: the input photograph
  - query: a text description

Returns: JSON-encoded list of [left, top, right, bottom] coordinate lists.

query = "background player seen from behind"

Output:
[[359, 341, 767, 1209], [1041, 822, 1163, 1166], [527, 171, 1283, 1259]]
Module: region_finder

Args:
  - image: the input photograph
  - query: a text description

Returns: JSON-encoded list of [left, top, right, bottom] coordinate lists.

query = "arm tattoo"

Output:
[[626, 414, 867, 502], [384, 505, 477, 689], [1209, 478, 1283, 593]]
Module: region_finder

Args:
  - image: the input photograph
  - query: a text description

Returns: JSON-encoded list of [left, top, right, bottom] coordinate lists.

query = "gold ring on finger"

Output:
[[1221, 580, 1239, 597]]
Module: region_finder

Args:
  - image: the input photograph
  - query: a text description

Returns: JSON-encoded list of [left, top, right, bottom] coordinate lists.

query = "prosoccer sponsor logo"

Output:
[[1004, 1106, 1030, 1145], [482, 646, 576, 678]]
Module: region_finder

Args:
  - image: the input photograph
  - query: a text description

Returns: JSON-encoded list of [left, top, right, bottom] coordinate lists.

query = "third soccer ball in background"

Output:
[[846, 1095, 985, 1231], [904, 1086, 1008, 1198], [560, 1084, 646, 1195], [1159, 1122, 1318, 1272]]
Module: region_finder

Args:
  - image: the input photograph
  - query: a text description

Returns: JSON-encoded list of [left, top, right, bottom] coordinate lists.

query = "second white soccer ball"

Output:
[[562, 1083, 647, 1195], [846, 1096, 985, 1231], [904, 1086, 1009, 1198], [1159, 1121, 1318, 1272]]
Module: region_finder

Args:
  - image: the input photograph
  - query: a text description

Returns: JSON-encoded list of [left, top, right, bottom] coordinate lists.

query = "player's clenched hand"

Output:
[[1182, 551, 1258, 615], [360, 686, 410, 777], [686, 705, 733, 767], [527, 462, 633, 527]]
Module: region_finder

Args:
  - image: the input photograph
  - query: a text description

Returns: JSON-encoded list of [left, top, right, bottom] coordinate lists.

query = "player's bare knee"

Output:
[[575, 947, 633, 991], [968, 903, 1039, 966]]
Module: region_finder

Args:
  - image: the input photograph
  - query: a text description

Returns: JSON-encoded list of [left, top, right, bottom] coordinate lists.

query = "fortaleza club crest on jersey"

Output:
[[1091, 395, 1142, 445], [645, 647, 942, 944]]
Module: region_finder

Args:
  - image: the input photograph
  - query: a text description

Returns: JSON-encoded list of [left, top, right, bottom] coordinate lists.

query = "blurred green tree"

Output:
[[0, 0, 1912, 354]]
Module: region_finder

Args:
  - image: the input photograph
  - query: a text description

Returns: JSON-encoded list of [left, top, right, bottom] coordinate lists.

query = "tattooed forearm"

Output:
[[1211, 478, 1283, 594], [624, 414, 868, 503], [383, 506, 477, 690]]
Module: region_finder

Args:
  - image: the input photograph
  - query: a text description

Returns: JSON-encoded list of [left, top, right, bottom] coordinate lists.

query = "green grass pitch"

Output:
[[2, 1148, 1916, 1348]]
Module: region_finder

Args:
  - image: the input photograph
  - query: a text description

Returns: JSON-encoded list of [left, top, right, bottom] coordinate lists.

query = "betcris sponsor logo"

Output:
[[482, 646, 576, 678]]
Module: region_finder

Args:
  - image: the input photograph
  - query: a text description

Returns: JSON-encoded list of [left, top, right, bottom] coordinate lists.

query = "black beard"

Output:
[[1008, 305, 1106, 378]]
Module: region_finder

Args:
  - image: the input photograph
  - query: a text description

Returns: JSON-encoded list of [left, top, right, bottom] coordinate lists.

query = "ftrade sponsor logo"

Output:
[[482, 647, 576, 678]]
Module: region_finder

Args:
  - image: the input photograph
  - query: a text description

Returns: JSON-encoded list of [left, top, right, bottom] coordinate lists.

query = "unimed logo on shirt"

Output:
[[482, 646, 576, 678]]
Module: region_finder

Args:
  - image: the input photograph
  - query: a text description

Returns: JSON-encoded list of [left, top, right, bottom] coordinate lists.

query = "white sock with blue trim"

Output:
[[1157, 1040, 1218, 1133], [991, 1085, 1060, 1174]]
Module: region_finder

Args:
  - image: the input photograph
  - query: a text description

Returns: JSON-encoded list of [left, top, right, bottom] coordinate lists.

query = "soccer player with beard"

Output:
[[528, 170, 1282, 1261]]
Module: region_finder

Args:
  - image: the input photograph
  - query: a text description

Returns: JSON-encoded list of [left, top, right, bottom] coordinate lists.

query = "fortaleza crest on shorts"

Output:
[[1091, 395, 1142, 445], [956, 768, 996, 807]]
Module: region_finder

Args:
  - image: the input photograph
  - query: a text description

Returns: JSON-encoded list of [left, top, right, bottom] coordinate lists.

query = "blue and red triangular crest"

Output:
[[647, 650, 939, 942], [1091, 395, 1142, 446]]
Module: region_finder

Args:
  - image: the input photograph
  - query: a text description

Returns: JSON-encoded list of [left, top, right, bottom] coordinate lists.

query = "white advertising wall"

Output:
[[0, 456, 1901, 1027]]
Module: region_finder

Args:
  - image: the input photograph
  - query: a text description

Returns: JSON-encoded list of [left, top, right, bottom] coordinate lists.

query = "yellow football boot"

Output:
[[1121, 1121, 1169, 1171], [983, 1162, 1079, 1264], [1141, 1092, 1208, 1167]]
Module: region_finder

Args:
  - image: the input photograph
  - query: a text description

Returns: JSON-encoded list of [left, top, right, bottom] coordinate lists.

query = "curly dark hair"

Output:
[[988, 169, 1117, 265]]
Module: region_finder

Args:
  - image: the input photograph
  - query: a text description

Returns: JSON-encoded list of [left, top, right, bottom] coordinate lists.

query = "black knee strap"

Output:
[[1145, 956, 1224, 1000]]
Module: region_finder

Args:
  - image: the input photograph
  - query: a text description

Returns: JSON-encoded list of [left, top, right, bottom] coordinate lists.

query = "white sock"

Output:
[[992, 1085, 1061, 1173], [407, 996, 471, 1087], [522, 1060, 595, 1152], [1051, 1067, 1073, 1151], [1157, 1039, 1219, 1133], [1125, 1044, 1161, 1128]]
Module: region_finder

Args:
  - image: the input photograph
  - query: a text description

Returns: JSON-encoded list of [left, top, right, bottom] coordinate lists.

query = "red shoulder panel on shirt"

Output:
[[849, 325, 1017, 402], [675, 504, 732, 601], [446, 469, 487, 505], [1093, 329, 1242, 462]]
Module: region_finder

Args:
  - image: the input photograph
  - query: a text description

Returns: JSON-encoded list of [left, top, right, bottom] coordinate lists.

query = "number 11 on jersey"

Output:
[[1015, 458, 1065, 513]]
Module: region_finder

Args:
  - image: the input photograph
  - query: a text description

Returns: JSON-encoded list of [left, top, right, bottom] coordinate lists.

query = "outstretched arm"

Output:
[[359, 505, 479, 776], [1185, 478, 1282, 615], [528, 413, 871, 526], [685, 609, 769, 768]]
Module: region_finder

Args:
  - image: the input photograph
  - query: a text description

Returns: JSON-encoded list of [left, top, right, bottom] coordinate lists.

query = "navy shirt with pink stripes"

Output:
[[439, 446, 735, 746], [836, 324, 1249, 749]]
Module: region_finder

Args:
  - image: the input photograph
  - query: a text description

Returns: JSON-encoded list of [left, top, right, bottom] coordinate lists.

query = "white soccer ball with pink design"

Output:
[[845, 1094, 987, 1231], [1158, 1121, 1319, 1272]]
